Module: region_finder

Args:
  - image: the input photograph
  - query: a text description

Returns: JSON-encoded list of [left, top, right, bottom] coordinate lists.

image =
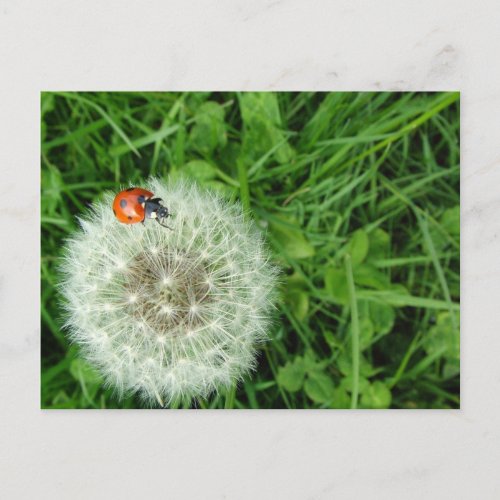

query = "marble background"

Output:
[[1, 0, 499, 498]]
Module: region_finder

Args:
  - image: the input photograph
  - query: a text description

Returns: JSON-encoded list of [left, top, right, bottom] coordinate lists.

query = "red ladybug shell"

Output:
[[113, 187, 153, 224]]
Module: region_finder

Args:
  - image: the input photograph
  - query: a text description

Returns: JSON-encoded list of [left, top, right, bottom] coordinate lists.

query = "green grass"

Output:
[[41, 91, 460, 409]]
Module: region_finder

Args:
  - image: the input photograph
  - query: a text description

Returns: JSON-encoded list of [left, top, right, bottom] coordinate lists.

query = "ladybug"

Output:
[[112, 187, 172, 229]]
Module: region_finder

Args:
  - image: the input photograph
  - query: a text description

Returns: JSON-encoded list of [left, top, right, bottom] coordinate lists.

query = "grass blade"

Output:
[[345, 254, 360, 409]]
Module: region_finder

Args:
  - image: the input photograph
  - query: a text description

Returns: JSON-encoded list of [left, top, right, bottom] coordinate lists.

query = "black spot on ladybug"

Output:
[[120, 199, 127, 208], [128, 216, 133, 220], [126, 187, 135, 192], [138, 195, 145, 204]]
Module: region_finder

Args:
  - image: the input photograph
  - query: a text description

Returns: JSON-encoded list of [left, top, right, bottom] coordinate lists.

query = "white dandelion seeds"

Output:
[[59, 178, 278, 407]]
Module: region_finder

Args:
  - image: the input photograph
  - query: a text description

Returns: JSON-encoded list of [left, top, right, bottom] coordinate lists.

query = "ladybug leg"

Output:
[[156, 218, 172, 230], [156, 210, 172, 230]]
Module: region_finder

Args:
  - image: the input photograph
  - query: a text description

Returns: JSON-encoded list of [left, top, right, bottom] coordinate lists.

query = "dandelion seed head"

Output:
[[60, 179, 278, 407]]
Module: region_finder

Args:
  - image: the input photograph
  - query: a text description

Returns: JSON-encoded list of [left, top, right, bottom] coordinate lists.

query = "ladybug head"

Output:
[[157, 206, 169, 219]]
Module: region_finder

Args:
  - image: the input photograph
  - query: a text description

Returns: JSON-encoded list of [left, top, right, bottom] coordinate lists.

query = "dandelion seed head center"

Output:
[[123, 248, 224, 337], [161, 304, 173, 315]]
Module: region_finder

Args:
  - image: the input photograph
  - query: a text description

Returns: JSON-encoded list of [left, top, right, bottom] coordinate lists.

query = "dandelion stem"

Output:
[[345, 254, 360, 409], [154, 390, 164, 408]]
